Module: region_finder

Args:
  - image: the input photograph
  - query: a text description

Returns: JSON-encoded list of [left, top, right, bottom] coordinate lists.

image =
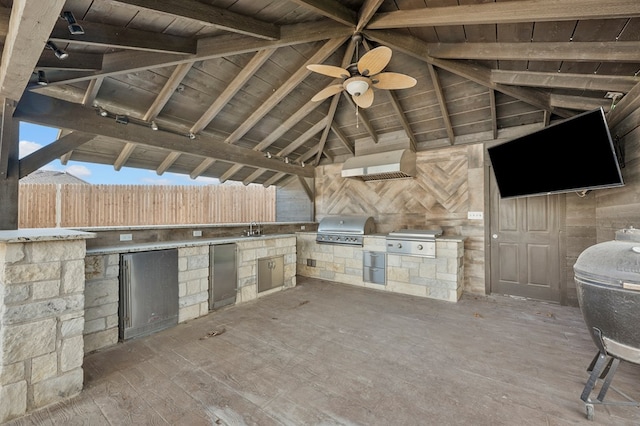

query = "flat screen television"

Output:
[[487, 108, 624, 199]]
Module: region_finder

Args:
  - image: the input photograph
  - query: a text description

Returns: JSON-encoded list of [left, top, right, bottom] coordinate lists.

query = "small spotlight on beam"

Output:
[[62, 11, 84, 35], [150, 121, 158, 131], [98, 107, 108, 117], [46, 41, 68, 59], [188, 132, 196, 140], [37, 70, 48, 86]]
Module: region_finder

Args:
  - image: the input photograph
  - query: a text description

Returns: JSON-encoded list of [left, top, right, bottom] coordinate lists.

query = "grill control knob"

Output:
[[396, 243, 402, 249], [417, 244, 423, 250]]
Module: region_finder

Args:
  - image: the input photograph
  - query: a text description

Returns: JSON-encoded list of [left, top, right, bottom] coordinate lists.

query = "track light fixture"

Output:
[[46, 41, 68, 59], [265, 152, 272, 159], [98, 107, 108, 117], [284, 157, 289, 164], [150, 121, 159, 131], [301, 161, 305, 168], [37, 70, 48, 86], [115, 114, 129, 125], [62, 11, 84, 35], [188, 132, 196, 140]]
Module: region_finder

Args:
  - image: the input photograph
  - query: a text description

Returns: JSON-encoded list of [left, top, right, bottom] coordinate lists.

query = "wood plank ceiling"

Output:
[[5, 0, 640, 187]]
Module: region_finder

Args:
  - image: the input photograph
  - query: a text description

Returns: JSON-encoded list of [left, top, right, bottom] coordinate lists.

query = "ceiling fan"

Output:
[[306, 34, 417, 109]]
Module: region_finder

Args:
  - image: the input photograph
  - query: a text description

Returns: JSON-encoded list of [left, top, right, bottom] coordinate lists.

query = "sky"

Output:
[[18, 122, 222, 185]]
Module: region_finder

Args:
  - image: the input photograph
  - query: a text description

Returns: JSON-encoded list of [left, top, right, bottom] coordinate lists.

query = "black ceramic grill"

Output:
[[574, 228, 640, 420]]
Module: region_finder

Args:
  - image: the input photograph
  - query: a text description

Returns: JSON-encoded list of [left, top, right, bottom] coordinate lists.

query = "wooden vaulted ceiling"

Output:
[[6, 0, 640, 187]]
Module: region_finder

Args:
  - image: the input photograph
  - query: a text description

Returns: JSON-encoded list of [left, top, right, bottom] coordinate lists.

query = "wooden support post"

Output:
[[0, 98, 19, 229]]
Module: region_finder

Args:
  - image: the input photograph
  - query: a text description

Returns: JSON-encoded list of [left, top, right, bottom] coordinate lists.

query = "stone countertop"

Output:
[[74, 222, 315, 232], [296, 231, 466, 242], [86, 233, 296, 255], [0, 228, 96, 243]]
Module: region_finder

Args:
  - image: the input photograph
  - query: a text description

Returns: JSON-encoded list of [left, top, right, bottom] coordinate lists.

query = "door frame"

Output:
[[483, 150, 568, 304]]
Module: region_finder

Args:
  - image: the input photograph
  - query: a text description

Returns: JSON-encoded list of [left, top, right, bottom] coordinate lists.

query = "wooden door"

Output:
[[489, 172, 562, 302]]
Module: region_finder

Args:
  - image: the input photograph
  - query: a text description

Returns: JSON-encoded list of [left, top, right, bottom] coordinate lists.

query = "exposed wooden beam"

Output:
[[46, 19, 353, 87], [608, 81, 640, 128], [143, 63, 193, 121], [263, 172, 286, 187], [36, 51, 103, 72], [280, 118, 328, 157], [190, 158, 215, 180], [113, 0, 280, 40], [368, 0, 640, 29], [429, 41, 640, 63], [225, 37, 347, 144], [387, 90, 417, 151], [0, 0, 66, 100], [314, 38, 356, 165], [114, 142, 137, 171], [219, 97, 324, 183], [297, 175, 314, 202], [244, 144, 319, 186], [491, 70, 640, 93], [288, 0, 356, 27], [245, 119, 328, 184], [342, 93, 378, 142], [19, 131, 93, 178], [15, 92, 314, 178], [0, 98, 18, 229], [428, 63, 454, 145], [549, 94, 611, 112], [489, 89, 498, 139], [331, 125, 354, 155], [82, 77, 104, 106], [60, 151, 73, 165], [50, 19, 197, 55], [156, 151, 181, 176], [356, 0, 385, 33], [190, 48, 276, 134], [363, 29, 571, 118]]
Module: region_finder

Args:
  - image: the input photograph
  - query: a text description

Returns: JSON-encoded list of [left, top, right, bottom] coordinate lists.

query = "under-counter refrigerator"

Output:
[[119, 249, 179, 341]]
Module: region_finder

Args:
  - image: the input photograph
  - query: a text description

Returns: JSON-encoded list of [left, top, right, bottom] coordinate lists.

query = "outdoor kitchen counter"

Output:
[[82, 234, 297, 355], [85, 233, 295, 255], [296, 232, 465, 302]]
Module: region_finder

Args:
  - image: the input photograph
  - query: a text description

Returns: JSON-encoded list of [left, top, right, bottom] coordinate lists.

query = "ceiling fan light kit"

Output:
[[345, 77, 370, 96], [306, 36, 416, 109]]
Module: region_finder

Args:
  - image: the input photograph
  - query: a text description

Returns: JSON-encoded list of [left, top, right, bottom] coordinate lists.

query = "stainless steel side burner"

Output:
[[386, 228, 442, 258]]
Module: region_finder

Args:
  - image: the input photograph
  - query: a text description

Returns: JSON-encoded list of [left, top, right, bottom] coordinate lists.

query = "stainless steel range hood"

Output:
[[341, 149, 416, 181]]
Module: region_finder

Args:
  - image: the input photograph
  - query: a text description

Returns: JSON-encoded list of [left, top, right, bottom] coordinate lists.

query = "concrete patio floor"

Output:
[[6, 276, 640, 425]]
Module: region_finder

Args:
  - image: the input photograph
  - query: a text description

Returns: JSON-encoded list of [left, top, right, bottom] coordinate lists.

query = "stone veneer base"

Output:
[[296, 233, 464, 302], [0, 229, 94, 423]]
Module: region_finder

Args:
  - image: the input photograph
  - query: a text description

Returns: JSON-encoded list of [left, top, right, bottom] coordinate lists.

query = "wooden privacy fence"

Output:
[[19, 184, 276, 228]]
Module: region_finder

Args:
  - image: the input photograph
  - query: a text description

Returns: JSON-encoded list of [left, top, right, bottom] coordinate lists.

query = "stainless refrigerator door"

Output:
[[209, 243, 237, 310], [119, 249, 179, 341]]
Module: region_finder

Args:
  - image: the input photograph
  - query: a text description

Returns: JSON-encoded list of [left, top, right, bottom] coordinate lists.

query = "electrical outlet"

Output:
[[306, 258, 316, 267], [119, 233, 133, 241], [301, 225, 306, 230], [193, 230, 202, 237], [467, 211, 484, 220]]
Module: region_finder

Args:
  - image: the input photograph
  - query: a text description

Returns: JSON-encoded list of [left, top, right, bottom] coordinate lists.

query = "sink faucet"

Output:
[[249, 221, 260, 236]]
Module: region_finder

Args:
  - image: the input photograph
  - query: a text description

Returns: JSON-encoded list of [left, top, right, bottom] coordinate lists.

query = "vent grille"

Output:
[[360, 172, 413, 181]]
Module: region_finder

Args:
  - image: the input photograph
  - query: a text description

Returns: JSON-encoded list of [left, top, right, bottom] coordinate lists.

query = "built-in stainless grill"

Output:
[[386, 228, 442, 258], [316, 215, 375, 246]]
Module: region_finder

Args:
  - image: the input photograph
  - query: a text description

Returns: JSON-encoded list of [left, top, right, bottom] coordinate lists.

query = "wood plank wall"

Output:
[[18, 184, 276, 228], [315, 145, 486, 295]]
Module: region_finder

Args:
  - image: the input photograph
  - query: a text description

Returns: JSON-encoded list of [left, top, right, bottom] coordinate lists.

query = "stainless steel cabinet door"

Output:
[[209, 244, 237, 310], [258, 256, 284, 293]]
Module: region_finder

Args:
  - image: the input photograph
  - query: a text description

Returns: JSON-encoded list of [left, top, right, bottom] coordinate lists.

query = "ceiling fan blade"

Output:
[[352, 88, 374, 108], [372, 72, 417, 90], [306, 64, 350, 79], [311, 84, 344, 102], [357, 46, 392, 76]]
